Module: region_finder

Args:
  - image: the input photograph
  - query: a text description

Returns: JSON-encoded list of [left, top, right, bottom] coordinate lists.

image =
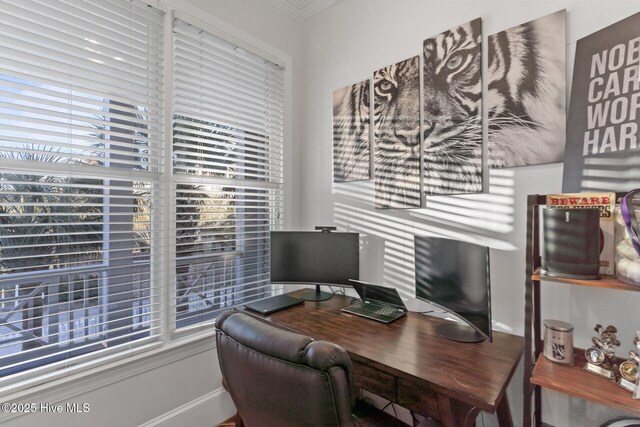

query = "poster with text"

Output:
[[423, 18, 483, 195], [488, 10, 566, 169], [374, 56, 421, 209], [333, 79, 371, 182], [563, 12, 640, 192]]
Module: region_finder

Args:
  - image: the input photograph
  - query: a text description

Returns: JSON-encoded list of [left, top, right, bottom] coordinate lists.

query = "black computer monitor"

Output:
[[414, 236, 492, 343], [270, 230, 360, 301]]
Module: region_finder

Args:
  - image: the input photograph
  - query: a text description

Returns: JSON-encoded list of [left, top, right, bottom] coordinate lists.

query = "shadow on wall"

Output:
[[332, 168, 517, 299], [579, 151, 640, 192]]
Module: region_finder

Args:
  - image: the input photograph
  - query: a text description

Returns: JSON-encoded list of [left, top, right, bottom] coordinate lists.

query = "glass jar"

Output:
[[614, 206, 640, 286]]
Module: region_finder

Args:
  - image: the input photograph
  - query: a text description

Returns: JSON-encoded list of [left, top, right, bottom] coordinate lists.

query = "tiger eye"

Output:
[[379, 81, 394, 92], [446, 54, 464, 70]]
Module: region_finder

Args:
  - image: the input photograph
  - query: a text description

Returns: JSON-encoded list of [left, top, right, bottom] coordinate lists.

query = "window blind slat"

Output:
[[0, 47, 163, 102], [3, 1, 163, 52], [0, 66, 164, 114], [173, 115, 283, 144], [0, 111, 155, 145], [173, 122, 283, 159], [0, 323, 162, 373], [33, 0, 165, 44], [173, 100, 284, 134], [175, 286, 272, 319], [172, 142, 283, 166], [0, 79, 164, 124], [0, 97, 162, 135], [0, 23, 163, 78], [172, 30, 284, 82], [173, 80, 284, 118], [175, 150, 282, 173], [173, 31, 280, 80], [0, 298, 162, 338], [173, 56, 282, 101]]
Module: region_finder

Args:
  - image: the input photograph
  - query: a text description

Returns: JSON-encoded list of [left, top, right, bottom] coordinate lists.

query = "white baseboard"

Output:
[[139, 387, 236, 427]]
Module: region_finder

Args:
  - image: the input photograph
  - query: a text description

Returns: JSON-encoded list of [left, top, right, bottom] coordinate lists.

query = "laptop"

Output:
[[341, 280, 407, 323], [244, 294, 304, 315]]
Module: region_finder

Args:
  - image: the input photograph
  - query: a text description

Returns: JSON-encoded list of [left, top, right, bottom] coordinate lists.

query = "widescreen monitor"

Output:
[[270, 231, 359, 301], [414, 236, 492, 343]]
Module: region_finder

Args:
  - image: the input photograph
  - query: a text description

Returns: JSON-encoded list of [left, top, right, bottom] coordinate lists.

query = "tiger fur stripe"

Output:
[[332, 79, 371, 182], [373, 56, 421, 209], [487, 10, 566, 168], [423, 18, 483, 196]]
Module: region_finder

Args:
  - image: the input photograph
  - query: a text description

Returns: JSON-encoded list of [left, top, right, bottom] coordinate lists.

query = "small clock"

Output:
[[585, 347, 605, 365]]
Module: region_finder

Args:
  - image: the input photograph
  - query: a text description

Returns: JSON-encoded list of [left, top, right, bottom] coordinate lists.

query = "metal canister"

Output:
[[543, 319, 574, 365]]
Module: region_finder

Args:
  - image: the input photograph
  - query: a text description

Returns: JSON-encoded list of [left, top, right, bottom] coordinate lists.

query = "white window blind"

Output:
[[0, 0, 164, 378], [172, 19, 284, 328]]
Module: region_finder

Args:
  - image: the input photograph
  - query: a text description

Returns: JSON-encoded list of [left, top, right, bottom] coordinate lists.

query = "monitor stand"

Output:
[[299, 284, 333, 302], [436, 323, 485, 343]]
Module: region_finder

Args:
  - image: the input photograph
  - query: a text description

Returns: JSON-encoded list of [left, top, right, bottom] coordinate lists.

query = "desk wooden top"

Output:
[[260, 290, 524, 413]]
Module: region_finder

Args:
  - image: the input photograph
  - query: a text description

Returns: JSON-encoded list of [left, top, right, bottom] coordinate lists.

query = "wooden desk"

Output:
[[253, 290, 523, 427]]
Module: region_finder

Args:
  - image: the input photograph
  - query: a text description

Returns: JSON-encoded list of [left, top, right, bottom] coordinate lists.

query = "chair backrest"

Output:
[[215, 309, 355, 427]]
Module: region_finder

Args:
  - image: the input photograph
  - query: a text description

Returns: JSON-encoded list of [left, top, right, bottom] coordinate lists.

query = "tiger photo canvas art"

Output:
[[333, 79, 371, 182], [373, 56, 421, 209], [488, 10, 566, 168], [423, 18, 484, 196]]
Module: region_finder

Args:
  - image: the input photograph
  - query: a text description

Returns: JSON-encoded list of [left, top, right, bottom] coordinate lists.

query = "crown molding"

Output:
[[266, 0, 340, 21]]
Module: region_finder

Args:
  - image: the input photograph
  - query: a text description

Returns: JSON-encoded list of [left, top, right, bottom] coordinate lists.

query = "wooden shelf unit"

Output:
[[531, 352, 640, 415], [533, 270, 640, 293], [523, 193, 639, 427]]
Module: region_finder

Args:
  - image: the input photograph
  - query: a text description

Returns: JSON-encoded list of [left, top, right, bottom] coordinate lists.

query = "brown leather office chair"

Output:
[[215, 309, 412, 427]]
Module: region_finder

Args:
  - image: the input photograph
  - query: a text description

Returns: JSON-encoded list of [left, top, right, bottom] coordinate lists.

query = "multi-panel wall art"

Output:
[[332, 79, 371, 182], [373, 56, 421, 209], [423, 18, 483, 195], [488, 10, 566, 168], [332, 10, 567, 208]]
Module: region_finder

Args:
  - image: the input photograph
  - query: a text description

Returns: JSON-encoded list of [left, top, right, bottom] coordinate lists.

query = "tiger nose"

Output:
[[395, 127, 420, 147]]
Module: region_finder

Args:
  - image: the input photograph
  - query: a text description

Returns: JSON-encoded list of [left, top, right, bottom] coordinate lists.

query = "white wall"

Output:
[[296, 1, 640, 426]]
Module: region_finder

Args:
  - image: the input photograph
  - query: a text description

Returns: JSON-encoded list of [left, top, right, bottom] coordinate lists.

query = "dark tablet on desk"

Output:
[[244, 294, 304, 315]]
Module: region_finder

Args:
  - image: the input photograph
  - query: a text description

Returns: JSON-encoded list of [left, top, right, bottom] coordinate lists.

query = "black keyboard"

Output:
[[341, 300, 406, 323], [354, 301, 396, 316]]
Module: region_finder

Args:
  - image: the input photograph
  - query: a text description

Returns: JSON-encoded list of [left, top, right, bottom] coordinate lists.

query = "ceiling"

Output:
[[266, 0, 340, 21]]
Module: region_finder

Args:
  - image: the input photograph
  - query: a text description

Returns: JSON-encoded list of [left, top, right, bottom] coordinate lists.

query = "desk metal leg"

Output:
[[496, 395, 514, 427]]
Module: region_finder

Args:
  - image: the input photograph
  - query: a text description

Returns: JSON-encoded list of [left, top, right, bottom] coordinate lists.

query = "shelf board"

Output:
[[531, 352, 640, 415], [532, 269, 640, 292]]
